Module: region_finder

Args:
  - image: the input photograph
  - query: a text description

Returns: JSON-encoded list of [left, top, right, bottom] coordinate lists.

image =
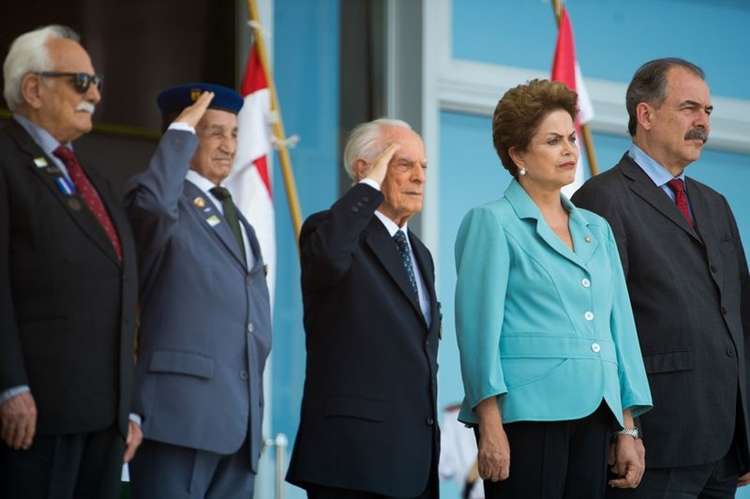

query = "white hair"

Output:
[[3, 25, 80, 112], [342, 118, 413, 181]]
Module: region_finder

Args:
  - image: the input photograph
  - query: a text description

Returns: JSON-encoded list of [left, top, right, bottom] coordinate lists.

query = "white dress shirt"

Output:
[[359, 179, 432, 326]]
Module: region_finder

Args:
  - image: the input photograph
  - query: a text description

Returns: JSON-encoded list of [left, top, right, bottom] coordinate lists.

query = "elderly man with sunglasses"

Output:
[[0, 25, 140, 499]]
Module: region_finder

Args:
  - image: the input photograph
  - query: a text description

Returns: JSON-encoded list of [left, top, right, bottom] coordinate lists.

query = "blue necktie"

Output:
[[393, 230, 418, 297]]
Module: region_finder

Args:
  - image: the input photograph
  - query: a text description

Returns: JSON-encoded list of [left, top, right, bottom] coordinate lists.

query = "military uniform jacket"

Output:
[[125, 129, 272, 470]]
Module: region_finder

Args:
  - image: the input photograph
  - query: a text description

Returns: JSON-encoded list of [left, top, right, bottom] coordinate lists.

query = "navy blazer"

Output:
[[287, 183, 441, 497]]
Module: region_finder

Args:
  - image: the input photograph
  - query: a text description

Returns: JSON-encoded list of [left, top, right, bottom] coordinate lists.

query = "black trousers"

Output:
[[305, 448, 439, 499], [0, 425, 125, 499], [476, 403, 615, 499], [605, 450, 739, 499]]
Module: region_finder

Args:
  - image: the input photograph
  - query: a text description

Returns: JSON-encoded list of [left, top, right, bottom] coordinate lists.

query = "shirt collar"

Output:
[[185, 169, 219, 196], [374, 210, 409, 239], [13, 113, 71, 156], [628, 143, 686, 187]]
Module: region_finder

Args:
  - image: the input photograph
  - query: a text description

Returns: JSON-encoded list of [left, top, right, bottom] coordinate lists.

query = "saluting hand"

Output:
[[174, 91, 215, 129], [364, 143, 400, 186]]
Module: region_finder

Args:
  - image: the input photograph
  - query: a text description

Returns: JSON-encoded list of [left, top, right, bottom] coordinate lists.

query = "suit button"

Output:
[[710, 264, 718, 273], [581, 278, 591, 288], [425, 417, 434, 426], [584, 311, 594, 321], [591, 342, 601, 353], [362, 196, 370, 202], [351, 206, 359, 213], [247, 323, 255, 333], [721, 306, 728, 315], [240, 370, 249, 380], [425, 340, 430, 347], [727, 346, 735, 357]]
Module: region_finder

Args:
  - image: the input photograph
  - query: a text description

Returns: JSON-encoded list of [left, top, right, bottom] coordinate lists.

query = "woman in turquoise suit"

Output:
[[455, 79, 652, 499]]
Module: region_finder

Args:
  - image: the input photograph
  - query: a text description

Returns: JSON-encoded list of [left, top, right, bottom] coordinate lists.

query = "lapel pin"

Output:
[[66, 198, 82, 211], [193, 196, 206, 209], [206, 215, 221, 227], [33, 156, 48, 168], [584, 235, 592, 243]]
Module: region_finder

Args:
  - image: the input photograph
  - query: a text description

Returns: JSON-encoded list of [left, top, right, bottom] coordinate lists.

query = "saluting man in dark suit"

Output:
[[573, 58, 750, 498], [126, 85, 271, 499], [287, 119, 441, 499], [0, 25, 141, 498]]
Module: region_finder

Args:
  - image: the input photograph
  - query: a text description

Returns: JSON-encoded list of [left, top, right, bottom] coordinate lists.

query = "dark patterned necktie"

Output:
[[53, 146, 122, 261], [210, 186, 246, 263], [393, 230, 419, 297], [666, 178, 694, 228]]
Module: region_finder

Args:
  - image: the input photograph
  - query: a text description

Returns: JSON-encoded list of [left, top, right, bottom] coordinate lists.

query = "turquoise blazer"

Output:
[[455, 180, 652, 427]]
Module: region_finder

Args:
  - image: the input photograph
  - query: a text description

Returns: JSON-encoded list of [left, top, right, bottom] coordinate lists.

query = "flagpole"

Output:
[[246, 0, 303, 240], [551, 0, 600, 176]]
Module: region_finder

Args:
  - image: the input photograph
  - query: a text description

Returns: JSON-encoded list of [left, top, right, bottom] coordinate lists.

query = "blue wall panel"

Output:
[[452, 0, 750, 99], [272, 0, 340, 487]]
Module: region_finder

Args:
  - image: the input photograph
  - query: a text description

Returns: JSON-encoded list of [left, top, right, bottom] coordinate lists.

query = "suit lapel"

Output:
[[238, 210, 263, 274], [687, 178, 723, 290], [184, 181, 248, 272], [505, 180, 596, 270], [410, 230, 437, 329], [7, 121, 120, 264], [365, 218, 423, 321], [620, 156, 701, 243]]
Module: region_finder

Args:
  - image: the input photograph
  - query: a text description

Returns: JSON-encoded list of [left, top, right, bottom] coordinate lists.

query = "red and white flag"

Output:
[[551, 6, 594, 197], [225, 44, 276, 302]]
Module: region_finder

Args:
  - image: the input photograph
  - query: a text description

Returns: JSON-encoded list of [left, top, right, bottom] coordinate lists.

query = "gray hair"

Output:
[[626, 57, 705, 137], [3, 25, 80, 112], [342, 118, 413, 181]]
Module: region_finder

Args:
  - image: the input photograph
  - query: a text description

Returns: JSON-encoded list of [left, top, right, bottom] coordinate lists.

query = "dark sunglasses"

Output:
[[35, 71, 103, 94]]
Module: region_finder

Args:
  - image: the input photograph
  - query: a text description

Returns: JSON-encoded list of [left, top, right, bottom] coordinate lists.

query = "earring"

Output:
[[519, 167, 527, 176]]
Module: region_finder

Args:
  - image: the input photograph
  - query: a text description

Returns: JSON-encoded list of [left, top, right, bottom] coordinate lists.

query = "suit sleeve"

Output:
[[572, 183, 630, 276], [724, 196, 750, 421], [0, 165, 28, 392], [300, 183, 384, 291], [605, 222, 652, 418], [124, 129, 197, 262], [454, 206, 509, 411]]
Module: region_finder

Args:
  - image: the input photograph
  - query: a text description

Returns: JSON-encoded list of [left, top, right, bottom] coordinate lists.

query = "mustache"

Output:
[[75, 101, 96, 114], [684, 127, 708, 143]]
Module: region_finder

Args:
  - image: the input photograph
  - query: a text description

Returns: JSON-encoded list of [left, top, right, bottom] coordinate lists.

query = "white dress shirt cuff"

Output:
[[359, 178, 380, 191], [129, 413, 142, 426], [168, 122, 196, 134], [0, 385, 30, 405]]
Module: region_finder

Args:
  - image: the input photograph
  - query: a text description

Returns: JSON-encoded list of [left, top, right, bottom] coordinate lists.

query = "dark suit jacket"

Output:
[[286, 183, 441, 497], [0, 119, 138, 438], [572, 153, 750, 469]]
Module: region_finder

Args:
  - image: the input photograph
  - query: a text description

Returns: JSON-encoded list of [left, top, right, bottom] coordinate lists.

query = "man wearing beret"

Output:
[[125, 85, 272, 499]]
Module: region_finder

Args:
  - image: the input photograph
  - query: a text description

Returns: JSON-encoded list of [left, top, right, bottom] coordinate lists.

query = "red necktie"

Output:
[[54, 146, 123, 261], [666, 178, 694, 228]]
